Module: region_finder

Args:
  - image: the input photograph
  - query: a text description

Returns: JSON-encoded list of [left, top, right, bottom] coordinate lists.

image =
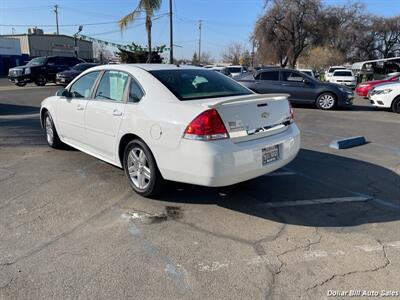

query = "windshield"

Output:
[[73, 64, 96, 71], [149, 69, 252, 101], [27, 57, 47, 66], [329, 67, 345, 73], [334, 71, 353, 77], [227, 67, 242, 73]]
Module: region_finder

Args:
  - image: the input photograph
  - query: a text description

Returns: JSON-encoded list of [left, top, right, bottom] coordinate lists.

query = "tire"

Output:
[[391, 97, 400, 113], [15, 82, 27, 87], [316, 92, 336, 110], [35, 74, 47, 86], [44, 111, 63, 148], [123, 139, 165, 197]]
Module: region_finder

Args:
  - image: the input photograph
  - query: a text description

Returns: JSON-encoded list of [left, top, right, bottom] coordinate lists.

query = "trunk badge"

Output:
[[261, 112, 270, 118]]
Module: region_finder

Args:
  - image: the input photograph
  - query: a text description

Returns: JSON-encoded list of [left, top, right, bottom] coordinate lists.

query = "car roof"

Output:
[[333, 69, 352, 73], [85, 63, 205, 73], [129, 64, 204, 71]]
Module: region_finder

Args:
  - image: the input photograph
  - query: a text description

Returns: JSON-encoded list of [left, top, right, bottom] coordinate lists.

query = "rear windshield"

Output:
[[334, 71, 353, 76], [227, 67, 242, 73], [149, 69, 252, 101]]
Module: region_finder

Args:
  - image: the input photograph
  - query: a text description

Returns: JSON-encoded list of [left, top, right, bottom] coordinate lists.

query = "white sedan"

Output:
[[40, 64, 300, 197], [369, 82, 400, 113], [328, 69, 357, 88]]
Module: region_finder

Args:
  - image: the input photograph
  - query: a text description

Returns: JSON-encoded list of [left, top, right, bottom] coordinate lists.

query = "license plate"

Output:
[[262, 145, 280, 165], [61, 78, 66, 82]]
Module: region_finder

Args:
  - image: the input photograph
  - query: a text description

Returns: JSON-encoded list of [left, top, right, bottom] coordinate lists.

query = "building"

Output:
[[0, 37, 29, 76], [0, 29, 93, 74]]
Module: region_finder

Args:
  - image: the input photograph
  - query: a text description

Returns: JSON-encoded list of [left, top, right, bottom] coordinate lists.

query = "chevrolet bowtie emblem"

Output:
[[261, 112, 270, 118]]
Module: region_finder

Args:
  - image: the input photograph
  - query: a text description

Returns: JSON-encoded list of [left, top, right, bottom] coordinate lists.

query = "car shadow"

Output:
[[0, 103, 39, 115], [159, 149, 400, 227]]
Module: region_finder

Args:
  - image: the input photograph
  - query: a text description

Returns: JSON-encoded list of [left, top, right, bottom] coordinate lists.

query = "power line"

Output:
[[0, 14, 168, 28]]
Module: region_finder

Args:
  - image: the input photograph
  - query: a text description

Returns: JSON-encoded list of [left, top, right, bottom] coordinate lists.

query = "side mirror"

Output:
[[303, 78, 311, 84], [56, 88, 71, 97]]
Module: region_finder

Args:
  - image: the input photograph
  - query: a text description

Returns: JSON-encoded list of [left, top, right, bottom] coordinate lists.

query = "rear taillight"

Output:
[[289, 103, 294, 123], [183, 109, 228, 141]]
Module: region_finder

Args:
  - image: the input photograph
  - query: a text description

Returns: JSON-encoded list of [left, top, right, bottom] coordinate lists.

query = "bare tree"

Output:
[[222, 42, 249, 65], [254, 0, 321, 67], [320, 3, 375, 61], [93, 43, 114, 63], [372, 16, 400, 59], [200, 52, 215, 65]]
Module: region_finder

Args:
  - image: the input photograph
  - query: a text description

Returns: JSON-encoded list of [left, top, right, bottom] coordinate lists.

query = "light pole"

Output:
[[74, 25, 83, 58]]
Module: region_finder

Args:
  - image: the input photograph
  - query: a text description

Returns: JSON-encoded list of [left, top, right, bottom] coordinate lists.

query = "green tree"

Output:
[[118, 0, 162, 63]]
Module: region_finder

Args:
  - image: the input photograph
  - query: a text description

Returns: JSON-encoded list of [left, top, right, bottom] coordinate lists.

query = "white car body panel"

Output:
[[325, 66, 346, 82], [369, 82, 400, 108], [41, 64, 301, 187]]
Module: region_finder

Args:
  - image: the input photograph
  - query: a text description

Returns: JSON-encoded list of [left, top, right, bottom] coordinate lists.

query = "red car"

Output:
[[355, 73, 400, 97]]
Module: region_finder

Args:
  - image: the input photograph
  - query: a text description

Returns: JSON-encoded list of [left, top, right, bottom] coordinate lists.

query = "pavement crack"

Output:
[[306, 238, 391, 292]]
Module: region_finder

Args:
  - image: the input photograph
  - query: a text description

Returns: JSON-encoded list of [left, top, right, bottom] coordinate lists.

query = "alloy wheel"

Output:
[[45, 116, 54, 145], [127, 147, 151, 190], [318, 94, 335, 109]]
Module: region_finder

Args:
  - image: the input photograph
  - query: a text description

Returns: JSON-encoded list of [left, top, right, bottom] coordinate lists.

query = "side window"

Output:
[[46, 57, 56, 65], [69, 71, 100, 98], [95, 71, 129, 102], [67, 57, 80, 66], [129, 78, 144, 103], [282, 71, 304, 82], [260, 71, 279, 81]]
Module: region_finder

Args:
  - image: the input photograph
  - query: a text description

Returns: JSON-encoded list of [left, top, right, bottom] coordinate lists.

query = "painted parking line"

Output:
[[260, 196, 371, 208], [284, 167, 400, 210]]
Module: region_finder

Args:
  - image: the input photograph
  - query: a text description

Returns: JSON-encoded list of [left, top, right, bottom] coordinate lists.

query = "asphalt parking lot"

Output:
[[0, 79, 399, 300]]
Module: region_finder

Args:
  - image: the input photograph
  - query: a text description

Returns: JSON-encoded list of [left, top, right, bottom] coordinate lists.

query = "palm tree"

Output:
[[119, 0, 162, 63]]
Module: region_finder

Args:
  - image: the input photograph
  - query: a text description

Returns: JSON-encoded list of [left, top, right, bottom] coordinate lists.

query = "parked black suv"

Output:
[[237, 68, 354, 110], [8, 56, 85, 87]]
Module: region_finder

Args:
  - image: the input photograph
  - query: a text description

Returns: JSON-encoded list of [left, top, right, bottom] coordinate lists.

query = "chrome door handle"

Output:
[[112, 109, 122, 116], [77, 104, 84, 110]]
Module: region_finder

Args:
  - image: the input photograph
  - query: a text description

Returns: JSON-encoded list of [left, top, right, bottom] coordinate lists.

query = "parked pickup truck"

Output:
[[8, 56, 84, 87]]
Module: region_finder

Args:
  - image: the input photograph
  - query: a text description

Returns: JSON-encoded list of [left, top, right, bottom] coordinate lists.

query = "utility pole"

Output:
[[198, 20, 202, 65], [54, 5, 59, 35], [169, 0, 173, 64], [251, 40, 255, 68]]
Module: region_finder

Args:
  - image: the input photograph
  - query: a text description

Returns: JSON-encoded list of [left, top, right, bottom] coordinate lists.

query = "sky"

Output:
[[1, 0, 400, 61]]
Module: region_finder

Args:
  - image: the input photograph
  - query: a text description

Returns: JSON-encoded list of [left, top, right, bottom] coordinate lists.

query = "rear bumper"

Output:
[[158, 123, 301, 187], [355, 86, 370, 97], [55, 77, 73, 85]]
